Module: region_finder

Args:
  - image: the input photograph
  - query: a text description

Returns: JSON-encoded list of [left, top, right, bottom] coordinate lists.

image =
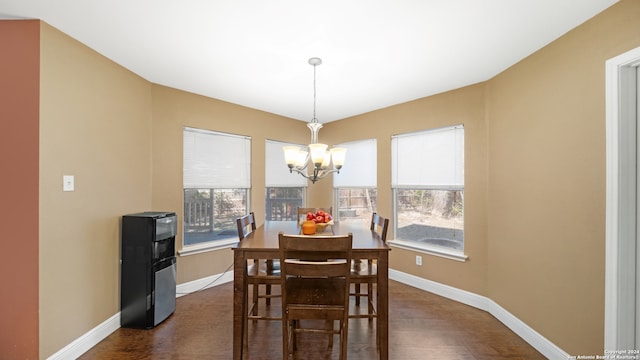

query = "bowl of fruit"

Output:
[[306, 210, 334, 232]]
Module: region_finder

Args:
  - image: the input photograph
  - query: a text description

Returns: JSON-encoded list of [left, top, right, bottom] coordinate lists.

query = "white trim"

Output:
[[46, 313, 120, 360], [49, 268, 565, 359], [176, 268, 234, 297], [178, 239, 238, 256], [389, 269, 570, 360], [605, 45, 640, 351], [387, 239, 468, 262], [47, 270, 233, 359]]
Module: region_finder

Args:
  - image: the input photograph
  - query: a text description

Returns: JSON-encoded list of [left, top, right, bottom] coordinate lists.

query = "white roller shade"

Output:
[[183, 127, 251, 188], [392, 125, 464, 188], [333, 139, 377, 188], [265, 140, 308, 187]]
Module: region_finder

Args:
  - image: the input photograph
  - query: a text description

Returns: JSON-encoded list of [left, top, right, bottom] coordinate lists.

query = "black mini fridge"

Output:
[[121, 211, 177, 329]]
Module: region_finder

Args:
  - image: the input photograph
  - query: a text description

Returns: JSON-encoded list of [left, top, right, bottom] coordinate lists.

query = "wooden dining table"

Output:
[[231, 220, 390, 360]]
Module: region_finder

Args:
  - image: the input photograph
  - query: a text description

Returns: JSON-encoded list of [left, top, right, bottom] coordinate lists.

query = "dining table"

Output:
[[231, 220, 390, 360]]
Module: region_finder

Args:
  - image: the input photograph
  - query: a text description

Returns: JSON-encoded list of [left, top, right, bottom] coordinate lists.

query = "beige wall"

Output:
[[485, 0, 640, 354], [321, 84, 489, 295], [15, 0, 640, 357], [314, 0, 640, 354], [150, 85, 308, 283], [39, 23, 153, 357]]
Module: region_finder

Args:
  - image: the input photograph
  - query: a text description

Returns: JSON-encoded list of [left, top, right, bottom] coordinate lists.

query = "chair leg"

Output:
[[243, 284, 249, 352], [355, 283, 361, 306], [326, 320, 333, 348], [252, 282, 259, 320], [292, 320, 298, 351], [368, 282, 374, 321], [282, 318, 290, 360], [340, 319, 348, 360], [266, 284, 272, 306]]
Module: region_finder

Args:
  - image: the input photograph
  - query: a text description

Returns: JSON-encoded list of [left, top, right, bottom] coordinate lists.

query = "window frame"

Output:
[[180, 127, 251, 255], [388, 125, 468, 262]]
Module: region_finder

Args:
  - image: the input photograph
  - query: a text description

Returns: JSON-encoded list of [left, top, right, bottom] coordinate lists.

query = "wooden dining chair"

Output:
[[236, 213, 281, 345], [278, 232, 352, 360], [297, 207, 333, 224], [350, 212, 389, 322]]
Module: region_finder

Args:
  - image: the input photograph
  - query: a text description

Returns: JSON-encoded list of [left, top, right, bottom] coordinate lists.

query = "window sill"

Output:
[[178, 238, 238, 256], [387, 239, 468, 262]]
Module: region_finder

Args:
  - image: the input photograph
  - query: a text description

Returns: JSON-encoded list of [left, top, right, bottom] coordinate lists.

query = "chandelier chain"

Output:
[[312, 61, 317, 122]]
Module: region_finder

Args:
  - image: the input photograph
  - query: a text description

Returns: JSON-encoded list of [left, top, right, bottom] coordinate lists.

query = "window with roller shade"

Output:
[[392, 125, 464, 251], [332, 139, 377, 224], [183, 127, 251, 246], [265, 140, 307, 221]]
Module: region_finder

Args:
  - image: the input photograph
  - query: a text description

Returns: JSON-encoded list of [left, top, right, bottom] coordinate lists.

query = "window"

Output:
[[265, 140, 307, 221], [183, 127, 251, 246], [391, 125, 464, 252], [333, 139, 377, 224]]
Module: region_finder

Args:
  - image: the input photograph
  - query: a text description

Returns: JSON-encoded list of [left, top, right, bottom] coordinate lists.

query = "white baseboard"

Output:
[[46, 270, 233, 360], [389, 268, 570, 360], [49, 268, 567, 360], [46, 313, 120, 360], [176, 269, 234, 297]]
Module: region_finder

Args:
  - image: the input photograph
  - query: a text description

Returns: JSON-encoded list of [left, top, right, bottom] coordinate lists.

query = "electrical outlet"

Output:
[[416, 255, 422, 266]]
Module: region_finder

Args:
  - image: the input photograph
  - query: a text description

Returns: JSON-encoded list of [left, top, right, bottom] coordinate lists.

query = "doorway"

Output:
[[605, 46, 640, 351]]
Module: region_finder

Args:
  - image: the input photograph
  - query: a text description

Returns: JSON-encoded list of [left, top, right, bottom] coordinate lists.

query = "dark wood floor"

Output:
[[80, 281, 546, 359]]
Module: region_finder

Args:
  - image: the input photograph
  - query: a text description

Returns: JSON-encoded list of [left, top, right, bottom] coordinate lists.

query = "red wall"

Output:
[[0, 20, 40, 359]]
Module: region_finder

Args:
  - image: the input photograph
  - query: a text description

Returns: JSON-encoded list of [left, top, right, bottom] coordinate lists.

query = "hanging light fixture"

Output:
[[283, 57, 346, 184]]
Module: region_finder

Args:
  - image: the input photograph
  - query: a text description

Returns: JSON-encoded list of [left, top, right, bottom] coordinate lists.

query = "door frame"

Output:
[[605, 45, 640, 351]]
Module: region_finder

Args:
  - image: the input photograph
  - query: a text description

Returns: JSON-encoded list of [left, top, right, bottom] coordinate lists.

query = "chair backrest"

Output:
[[236, 212, 257, 240], [297, 207, 333, 223], [370, 212, 389, 241], [278, 233, 352, 278]]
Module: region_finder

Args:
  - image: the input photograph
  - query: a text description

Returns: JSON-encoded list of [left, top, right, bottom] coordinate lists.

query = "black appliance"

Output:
[[121, 211, 177, 328]]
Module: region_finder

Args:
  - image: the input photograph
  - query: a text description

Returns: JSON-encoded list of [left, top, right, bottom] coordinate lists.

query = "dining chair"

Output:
[[278, 232, 352, 360], [297, 207, 333, 224], [236, 213, 281, 344], [350, 212, 389, 322]]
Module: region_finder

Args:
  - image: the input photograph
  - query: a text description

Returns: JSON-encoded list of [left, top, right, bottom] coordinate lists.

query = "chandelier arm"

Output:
[[296, 152, 311, 171], [288, 167, 317, 183], [312, 168, 341, 182], [288, 166, 341, 184]]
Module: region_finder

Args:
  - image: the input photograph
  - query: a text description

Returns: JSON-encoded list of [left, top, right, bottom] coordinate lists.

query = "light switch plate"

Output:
[[63, 175, 74, 192]]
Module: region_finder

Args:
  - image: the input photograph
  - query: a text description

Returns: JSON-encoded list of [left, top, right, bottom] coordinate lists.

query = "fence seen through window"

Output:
[[183, 188, 248, 245], [265, 187, 305, 221]]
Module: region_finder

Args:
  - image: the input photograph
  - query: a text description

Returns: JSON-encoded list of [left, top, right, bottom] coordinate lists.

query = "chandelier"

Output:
[[283, 57, 346, 184]]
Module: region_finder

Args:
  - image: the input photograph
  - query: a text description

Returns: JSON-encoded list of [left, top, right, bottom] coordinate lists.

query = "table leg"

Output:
[[233, 250, 246, 360], [377, 252, 389, 360]]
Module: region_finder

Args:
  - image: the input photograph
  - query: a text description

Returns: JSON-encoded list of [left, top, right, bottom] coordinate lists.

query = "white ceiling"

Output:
[[0, 0, 618, 123]]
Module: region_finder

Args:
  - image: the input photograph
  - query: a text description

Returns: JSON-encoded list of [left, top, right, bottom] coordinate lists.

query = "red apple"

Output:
[[306, 212, 315, 221]]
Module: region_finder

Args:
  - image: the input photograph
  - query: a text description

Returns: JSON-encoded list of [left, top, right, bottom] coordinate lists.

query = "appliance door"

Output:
[[152, 236, 175, 262], [155, 215, 177, 241], [153, 257, 176, 326]]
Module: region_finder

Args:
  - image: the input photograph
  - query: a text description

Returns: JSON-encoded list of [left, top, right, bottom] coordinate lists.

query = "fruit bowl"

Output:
[[315, 221, 333, 232], [304, 210, 334, 233]]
